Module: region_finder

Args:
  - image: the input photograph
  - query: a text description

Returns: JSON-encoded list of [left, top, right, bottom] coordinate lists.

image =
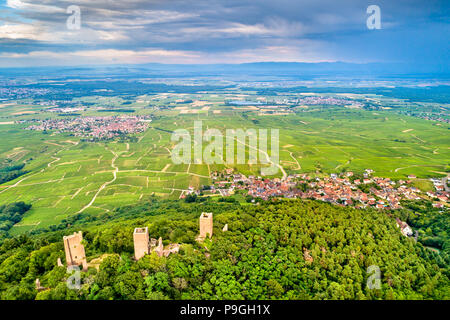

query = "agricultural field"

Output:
[[0, 90, 448, 234]]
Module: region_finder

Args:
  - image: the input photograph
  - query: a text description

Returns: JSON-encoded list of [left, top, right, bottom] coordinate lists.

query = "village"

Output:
[[24, 115, 152, 140], [201, 168, 449, 211]]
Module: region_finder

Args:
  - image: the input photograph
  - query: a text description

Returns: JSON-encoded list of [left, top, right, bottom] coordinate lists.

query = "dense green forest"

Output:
[[0, 198, 448, 300], [0, 160, 28, 185], [398, 200, 449, 264], [0, 202, 31, 236]]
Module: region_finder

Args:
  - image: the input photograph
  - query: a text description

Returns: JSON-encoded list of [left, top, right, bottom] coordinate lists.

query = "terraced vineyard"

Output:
[[0, 92, 448, 234]]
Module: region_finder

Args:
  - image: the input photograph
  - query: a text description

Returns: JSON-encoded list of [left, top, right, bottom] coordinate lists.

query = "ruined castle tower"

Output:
[[63, 231, 88, 271], [35, 279, 41, 290], [133, 227, 149, 260], [134, 227, 180, 258], [199, 212, 213, 239], [155, 237, 164, 257]]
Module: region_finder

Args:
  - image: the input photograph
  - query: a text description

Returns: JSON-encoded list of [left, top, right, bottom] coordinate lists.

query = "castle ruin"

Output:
[[35, 278, 47, 292], [198, 212, 213, 240], [133, 227, 180, 260], [153, 237, 164, 257], [133, 227, 150, 260], [63, 231, 88, 271]]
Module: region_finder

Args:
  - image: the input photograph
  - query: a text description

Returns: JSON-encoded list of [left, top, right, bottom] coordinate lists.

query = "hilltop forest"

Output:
[[0, 198, 448, 300]]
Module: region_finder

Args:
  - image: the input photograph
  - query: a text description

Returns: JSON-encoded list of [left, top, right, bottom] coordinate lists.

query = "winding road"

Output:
[[76, 147, 119, 214], [235, 137, 287, 179]]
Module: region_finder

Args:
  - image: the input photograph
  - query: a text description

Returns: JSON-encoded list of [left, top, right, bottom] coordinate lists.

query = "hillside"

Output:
[[0, 198, 448, 300]]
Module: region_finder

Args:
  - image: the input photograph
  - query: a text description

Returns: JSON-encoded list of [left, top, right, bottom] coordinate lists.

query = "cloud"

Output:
[[0, 22, 131, 43], [0, 41, 334, 66], [179, 19, 305, 39], [7, 0, 63, 13], [0, 23, 43, 40], [0, 48, 201, 65], [0, 0, 448, 66]]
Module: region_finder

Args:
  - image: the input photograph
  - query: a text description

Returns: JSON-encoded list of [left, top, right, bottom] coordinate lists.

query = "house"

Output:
[[395, 218, 413, 237]]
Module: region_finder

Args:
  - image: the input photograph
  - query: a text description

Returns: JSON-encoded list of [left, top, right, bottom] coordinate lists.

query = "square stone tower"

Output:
[[133, 227, 149, 260], [199, 212, 213, 239], [63, 231, 87, 271]]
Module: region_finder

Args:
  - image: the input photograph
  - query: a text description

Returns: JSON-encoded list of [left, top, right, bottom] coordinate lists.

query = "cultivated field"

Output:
[[0, 92, 448, 233]]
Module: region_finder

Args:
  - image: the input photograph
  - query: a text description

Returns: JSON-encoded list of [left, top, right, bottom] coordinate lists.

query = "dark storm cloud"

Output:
[[0, 0, 448, 66]]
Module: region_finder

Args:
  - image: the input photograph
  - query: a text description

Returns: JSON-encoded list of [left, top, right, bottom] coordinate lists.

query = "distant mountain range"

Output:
[[1, 61, 448, 79]]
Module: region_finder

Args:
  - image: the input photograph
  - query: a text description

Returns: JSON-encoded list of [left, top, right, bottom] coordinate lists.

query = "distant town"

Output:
[[23, 115, 152, 140], [183, 168, 449, 211]]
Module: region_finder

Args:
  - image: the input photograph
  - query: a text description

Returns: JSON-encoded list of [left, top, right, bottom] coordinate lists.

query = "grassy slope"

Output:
[[0, 98, 448, 234]]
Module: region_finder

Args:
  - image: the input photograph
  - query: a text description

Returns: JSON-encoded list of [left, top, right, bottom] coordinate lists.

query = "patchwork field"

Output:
[[0, 92, 448, 233]]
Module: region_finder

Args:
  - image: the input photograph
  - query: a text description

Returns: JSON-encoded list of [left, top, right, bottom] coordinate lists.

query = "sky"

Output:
[[0, 0, 448, 68]]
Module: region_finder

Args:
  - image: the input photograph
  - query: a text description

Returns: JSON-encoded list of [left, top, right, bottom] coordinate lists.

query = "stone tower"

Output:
[[199, 212, 213, 239], [133, 227, 149, 260], [63, 231, 87, 271], [154, 237, 164, 257]]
